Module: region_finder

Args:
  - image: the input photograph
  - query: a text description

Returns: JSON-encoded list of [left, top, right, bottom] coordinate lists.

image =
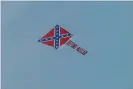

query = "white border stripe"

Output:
[[59, 25, 60, 47], [54, 26, 56, 48]]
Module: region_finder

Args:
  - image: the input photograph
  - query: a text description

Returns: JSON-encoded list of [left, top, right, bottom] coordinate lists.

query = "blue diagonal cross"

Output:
[[38, 25, 73, 49]]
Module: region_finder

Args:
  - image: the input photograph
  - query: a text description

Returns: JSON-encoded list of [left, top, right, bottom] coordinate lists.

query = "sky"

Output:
[[2, 1, 133, 89]]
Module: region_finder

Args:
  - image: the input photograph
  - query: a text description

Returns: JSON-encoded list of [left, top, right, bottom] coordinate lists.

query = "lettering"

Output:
[[76, 47, 87, 55], [66, 40, 78, 49], [66, 40, 88, 55]]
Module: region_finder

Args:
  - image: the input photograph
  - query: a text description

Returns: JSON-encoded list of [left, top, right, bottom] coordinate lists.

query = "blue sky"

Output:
[[2, 1, 133, 89]]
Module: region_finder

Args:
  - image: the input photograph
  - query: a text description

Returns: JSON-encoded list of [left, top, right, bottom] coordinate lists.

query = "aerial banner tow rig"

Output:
[[38, 25, 88, 55]]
